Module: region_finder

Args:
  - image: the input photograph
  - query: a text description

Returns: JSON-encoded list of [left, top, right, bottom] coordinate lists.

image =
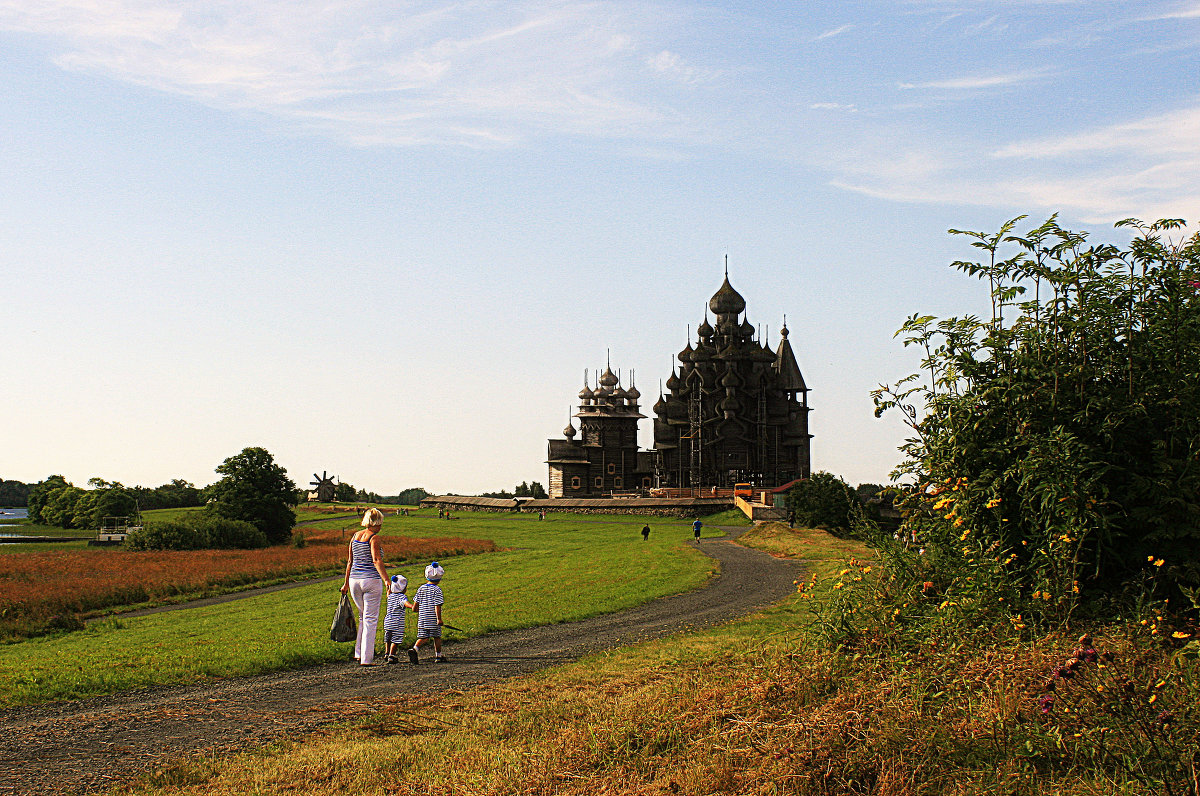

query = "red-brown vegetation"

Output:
[[0, 528, 495, 640]]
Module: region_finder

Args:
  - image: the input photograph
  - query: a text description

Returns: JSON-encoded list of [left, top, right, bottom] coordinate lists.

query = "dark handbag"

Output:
[[330, 593, 357, 642]]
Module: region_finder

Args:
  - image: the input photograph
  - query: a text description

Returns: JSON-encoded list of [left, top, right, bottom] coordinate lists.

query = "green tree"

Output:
[[787, 471, 856, 531], [334, 481, 357, 502], [205, 447, 297, 545], [529, 481, 548, 500], [27, 475, 70, 524]]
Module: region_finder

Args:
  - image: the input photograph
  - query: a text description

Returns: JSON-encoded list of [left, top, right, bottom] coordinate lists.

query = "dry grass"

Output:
[[124, 527, 1198, 796], [0, 527, 495, 640]]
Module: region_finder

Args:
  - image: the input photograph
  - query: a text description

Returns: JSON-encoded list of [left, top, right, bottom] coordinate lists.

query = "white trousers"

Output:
[[349, 578, 383, 664]]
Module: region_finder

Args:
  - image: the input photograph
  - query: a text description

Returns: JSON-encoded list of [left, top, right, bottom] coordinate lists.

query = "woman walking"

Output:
[[341, 507, 390, 666]]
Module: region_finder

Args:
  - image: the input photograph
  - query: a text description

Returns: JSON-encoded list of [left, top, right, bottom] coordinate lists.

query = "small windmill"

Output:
[[309, 471, 337, 503]]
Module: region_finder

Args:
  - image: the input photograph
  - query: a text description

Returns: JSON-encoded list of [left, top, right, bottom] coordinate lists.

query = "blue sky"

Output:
[[3, 1, 1199, 496]]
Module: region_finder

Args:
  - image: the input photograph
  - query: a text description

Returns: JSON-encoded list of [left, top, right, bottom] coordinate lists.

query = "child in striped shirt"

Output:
[[383, 575, 413, 665], [408, 562, 446, 664]]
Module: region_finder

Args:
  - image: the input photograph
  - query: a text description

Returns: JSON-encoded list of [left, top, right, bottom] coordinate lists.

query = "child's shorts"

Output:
[[416, 626, 442, 639], [384, 629, 404, 646]]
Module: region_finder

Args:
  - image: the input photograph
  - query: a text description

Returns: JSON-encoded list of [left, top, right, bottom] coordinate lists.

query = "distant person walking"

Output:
[[341, 507, 389, 666], [787, 510, 796, 529], [641, 524, 650, 541], [692, 518, 702, 542]]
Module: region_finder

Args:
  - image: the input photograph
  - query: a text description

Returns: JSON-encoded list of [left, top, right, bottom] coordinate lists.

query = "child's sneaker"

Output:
[[407, 647, 419, 665], [385, 654, 398, 665], [434, 655, 448, 664]]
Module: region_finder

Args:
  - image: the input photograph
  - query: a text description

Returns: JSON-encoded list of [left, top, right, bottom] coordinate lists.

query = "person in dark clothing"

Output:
[[787, 510, 796, 529], [641, 524, 650, 541], [692, 518, 702, 541]]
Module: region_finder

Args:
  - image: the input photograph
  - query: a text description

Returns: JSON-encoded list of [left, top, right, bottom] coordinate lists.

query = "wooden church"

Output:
[[547, 272, 811, 498]]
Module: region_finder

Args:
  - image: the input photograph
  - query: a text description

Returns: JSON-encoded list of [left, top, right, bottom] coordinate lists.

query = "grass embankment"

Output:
[[128, 522, 1199, 796], [0, 511, 714, 706]]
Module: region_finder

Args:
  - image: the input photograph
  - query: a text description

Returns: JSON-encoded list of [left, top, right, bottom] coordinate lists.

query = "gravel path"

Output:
[[0, 528, 800, 795]]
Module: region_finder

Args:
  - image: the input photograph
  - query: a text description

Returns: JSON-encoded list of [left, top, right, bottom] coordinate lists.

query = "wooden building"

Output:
[[546, 364, 654, 498], [652, 273, 811, 489], [546, 272, 811, 498]]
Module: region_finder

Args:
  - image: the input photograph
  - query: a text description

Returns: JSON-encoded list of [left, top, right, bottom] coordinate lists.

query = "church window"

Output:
[[607, 463, 616, 475], [570, 476, 581, 490], [614, 477, 623, 489], [594, 476, 603, 489], [642, 477, 651, 488]]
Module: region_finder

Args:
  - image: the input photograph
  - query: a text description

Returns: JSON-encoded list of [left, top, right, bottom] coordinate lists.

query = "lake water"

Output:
[[0, 507, 29, 527]]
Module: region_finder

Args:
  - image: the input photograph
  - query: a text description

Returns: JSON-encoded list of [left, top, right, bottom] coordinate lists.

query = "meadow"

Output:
[[0, 520, 495, 641], [123, 523, 1200, 796], [0, 510, 724, 706]]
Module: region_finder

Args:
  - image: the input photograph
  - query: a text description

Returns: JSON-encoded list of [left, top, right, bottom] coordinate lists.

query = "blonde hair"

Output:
[[361, 507, 384, 528]]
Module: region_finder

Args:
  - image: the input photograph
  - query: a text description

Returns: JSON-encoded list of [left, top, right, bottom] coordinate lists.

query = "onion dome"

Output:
[[563, 421, 577, 439], [626, 384, 641, 400], [652, 393, 667, 414], [697, 315, 714, 339], [665, 370, 680, 391], [599, 367, 619, 387], [709, 275, 746, 316], [611, 385, 629, 400], [578, 384, 594, 401], [677, 341, 694, 363], [721, 368, 741, 389], [740, 317, 755, 337]]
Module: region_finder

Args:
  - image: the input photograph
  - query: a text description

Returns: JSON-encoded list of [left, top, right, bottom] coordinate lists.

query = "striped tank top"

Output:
[[349, 539, 380, 579]]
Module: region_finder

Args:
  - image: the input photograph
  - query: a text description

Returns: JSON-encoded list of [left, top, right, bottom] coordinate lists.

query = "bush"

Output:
[[126, 520, 207, 551], [787, 471, 856, 532], [200, 517, 268, 550], [126, 516, 268, 551]]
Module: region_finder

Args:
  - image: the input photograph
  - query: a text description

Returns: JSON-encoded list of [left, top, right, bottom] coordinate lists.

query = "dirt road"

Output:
[[0, 529, 800, 794]]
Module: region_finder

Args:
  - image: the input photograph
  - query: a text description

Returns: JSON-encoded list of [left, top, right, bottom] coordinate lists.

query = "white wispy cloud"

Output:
[[809, 102, 857, 112], [812, 23, 853, 41], [0, 0, 707, 147], [1143, 1, 1200, 19], [826, 99, 1200, 226], [993, 104, 1200, 158], [898, 69, 1047, 90]]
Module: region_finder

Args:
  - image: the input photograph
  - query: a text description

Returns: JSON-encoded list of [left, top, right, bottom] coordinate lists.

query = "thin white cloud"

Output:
[[994, 104, 1200, 158], [812, 23, 853, 41], [898, 69, 1047, 90], [1142, 1, 1200, 19], [810, 102, 857, 112], [644, 49, 718, 84], [0, 0, 706, 147]]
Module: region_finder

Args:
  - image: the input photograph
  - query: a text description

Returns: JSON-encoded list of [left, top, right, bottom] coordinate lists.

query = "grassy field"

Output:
[[0, 510, 721, 706], [121, 524, 1199, 796]]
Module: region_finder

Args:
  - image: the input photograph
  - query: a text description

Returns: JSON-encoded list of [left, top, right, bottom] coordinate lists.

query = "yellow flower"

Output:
[[933, 497, 953, 510], [834, 582, 844, 590], [1153, 558, 1165, 567], [1032, 590, 1042, 600], [1147, 555, 1155, 562], [1172, 631, 1192, 639], [1149, 694, 1157, 704], [944, 512, 956, 521], [862, 566, 872, 574], [986, 497, 1001, 508], [838, 568, 851, 577], [954, 517, 965, 528]]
